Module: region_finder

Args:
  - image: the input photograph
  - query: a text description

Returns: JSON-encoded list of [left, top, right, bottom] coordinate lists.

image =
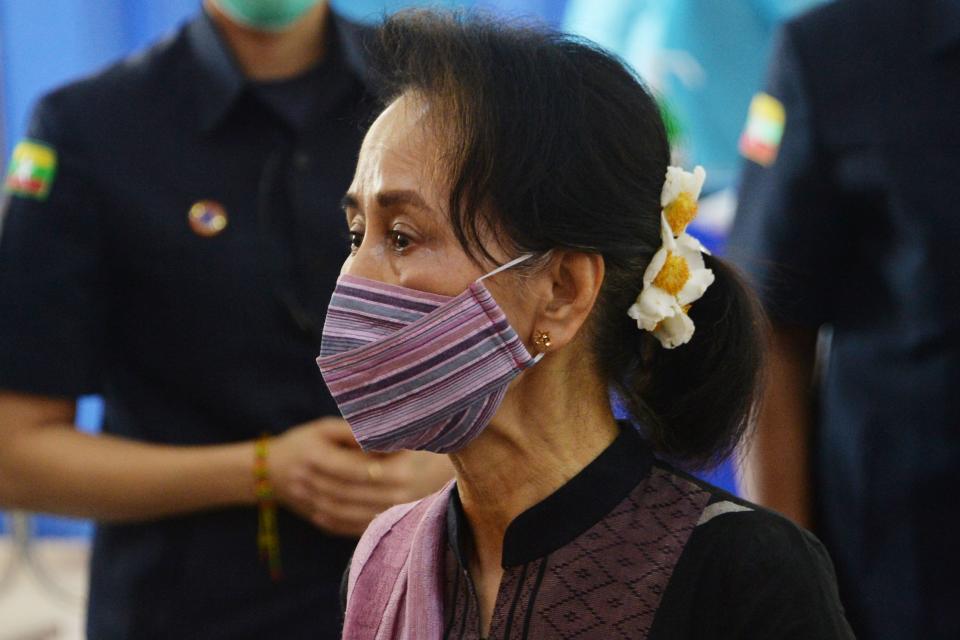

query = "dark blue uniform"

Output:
[[0, 10, 376, 639], [729, 1, 960, 637]]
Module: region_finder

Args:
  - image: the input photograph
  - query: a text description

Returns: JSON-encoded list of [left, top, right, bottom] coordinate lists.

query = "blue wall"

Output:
[[0, 1, 199, 157]]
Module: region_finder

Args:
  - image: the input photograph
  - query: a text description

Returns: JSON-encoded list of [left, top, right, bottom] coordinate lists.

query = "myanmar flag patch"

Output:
[[739, 93, 785, 167], [4, 140, 58, 200]]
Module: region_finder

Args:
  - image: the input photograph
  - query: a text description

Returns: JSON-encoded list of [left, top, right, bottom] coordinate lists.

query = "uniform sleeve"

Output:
[[0, 94, 107, 396], [727, 25, 843, 326]]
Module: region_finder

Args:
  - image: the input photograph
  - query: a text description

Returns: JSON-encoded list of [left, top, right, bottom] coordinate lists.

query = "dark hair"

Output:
[[369, 11, 766, 468]]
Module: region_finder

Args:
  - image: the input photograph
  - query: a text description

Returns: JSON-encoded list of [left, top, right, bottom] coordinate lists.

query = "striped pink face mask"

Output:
[[316, 255, 541, 453]]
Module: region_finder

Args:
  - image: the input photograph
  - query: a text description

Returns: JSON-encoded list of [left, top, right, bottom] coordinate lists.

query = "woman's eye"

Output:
[[348, 231, 363, 253], [389, 230, 411, 252]]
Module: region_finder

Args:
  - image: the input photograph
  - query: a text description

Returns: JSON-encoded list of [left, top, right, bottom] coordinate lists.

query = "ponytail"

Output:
[[609, 256, 767, 469]]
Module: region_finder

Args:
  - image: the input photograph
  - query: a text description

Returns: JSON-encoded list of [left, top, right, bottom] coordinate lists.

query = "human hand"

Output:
[[268, 417, 454, 537]]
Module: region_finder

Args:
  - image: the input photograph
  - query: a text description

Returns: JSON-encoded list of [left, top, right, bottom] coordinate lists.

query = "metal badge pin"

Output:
[[188, 200, 228, 237]]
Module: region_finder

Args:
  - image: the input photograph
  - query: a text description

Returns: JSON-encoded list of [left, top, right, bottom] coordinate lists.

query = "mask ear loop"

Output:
[[476, 253, 536, 282], [476, 253, 548, 364]]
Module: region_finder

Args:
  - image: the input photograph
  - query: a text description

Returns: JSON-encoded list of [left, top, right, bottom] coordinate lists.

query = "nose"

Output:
[[341, 242, 390, 283]]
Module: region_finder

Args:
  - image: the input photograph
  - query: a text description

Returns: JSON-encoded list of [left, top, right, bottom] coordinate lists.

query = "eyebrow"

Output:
[[340, 190, 434, 214], [377, 190, 433, 213]]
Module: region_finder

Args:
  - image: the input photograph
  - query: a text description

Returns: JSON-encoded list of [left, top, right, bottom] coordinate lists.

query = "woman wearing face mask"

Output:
[[319, 11, 855, 640]]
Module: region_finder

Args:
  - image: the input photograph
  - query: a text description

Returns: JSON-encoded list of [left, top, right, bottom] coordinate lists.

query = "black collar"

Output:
[[186, 8, 376, 134], [448, 423, 654, 569]]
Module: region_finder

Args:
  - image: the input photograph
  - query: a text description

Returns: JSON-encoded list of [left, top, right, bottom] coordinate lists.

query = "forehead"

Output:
[[353, 94, 440, 192]]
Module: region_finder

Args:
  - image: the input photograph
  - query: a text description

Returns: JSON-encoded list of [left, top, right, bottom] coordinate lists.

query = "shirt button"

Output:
[[293, 152, 310, 169]]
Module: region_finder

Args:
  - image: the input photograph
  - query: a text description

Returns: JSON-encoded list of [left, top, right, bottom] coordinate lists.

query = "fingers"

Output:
[[276, 478, 368, 536], [292, 453, 429, 534], [274, 418, 454, 535], [310, 494, 382, 538], [312, 417, 361, 448], [305, 472, 408, 510], [303, 451, 420, 506], [303, 429, 413, 488], [303, 440, 374, 484]]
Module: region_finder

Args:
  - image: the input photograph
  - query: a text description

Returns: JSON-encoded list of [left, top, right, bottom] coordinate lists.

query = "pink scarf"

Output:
[[342, 482, 455, 639]]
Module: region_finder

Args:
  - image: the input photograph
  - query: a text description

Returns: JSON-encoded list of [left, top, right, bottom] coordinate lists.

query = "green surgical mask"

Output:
[[216, 0, 321, 31]]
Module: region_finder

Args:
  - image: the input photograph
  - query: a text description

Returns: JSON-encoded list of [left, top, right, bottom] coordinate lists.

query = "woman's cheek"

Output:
[[398, 248, 479, 297]]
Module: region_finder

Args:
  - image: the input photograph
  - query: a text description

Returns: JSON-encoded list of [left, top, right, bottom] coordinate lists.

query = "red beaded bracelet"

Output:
[[254, 434, 282, 581]]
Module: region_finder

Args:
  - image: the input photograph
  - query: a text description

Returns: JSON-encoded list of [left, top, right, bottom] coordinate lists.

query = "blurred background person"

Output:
[[562, 0, 826, 495], [729, 0, 960, 637], [563, 0, 825, 193], [0, 1, 453, 638]]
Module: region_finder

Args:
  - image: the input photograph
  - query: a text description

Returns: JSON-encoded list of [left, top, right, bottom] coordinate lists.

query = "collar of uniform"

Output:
[[186, 8, 377, 134], [446, 423, 653, 569], [187, 10, 245, 134], [925, 0, 960, 55]]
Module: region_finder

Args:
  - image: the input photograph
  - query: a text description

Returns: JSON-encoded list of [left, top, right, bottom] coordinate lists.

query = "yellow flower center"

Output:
[[664, 192, 698, 235], [652, 252, 690, 295]]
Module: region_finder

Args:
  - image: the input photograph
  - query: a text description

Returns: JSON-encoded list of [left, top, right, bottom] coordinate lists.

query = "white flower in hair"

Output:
[[627, 165, 715, 349], [661, 165, 706, 211]]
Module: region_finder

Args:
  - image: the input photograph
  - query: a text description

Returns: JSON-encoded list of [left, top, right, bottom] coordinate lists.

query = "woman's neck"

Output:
[[448, 357, 619, 629], [451, 408, 619, 541], [205, 0, 330, 81]]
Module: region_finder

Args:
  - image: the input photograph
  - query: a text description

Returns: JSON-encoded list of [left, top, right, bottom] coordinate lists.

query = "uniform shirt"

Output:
[[0, 10, 376, 639], [344, 426, 853, 639], [728, 0, 960, 637]]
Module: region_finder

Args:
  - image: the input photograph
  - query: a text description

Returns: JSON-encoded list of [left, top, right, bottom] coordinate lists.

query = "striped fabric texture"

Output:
[[317, 274, 537, 453]]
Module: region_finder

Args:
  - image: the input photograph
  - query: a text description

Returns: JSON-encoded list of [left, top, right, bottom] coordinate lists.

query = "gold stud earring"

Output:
[[533, 330, 552, 352]]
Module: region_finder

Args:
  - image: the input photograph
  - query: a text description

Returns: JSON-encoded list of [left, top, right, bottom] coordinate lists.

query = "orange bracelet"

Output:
[[254, 434, 282, 581]]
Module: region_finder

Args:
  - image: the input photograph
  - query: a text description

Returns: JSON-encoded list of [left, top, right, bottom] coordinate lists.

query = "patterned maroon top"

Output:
[[438, 426, 853, 639]]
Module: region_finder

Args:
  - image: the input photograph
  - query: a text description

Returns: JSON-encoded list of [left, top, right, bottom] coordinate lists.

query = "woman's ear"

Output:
[[532, 251, 605, 351]]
